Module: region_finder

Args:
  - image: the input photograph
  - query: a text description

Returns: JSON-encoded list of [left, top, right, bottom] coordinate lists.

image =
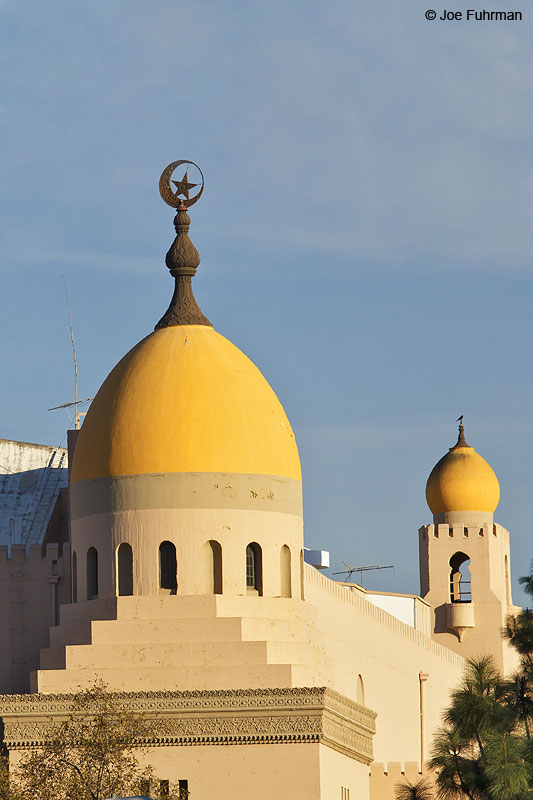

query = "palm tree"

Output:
[[482, 732, 529, 800], [430, 657, 532, 800], [428, 725, 486, 800], [503, 672, 533, 739], [395, 777, 434, 800], [504, 610, 533, 674], [518, 559, 533, 598], [443, 656, 512, 757]]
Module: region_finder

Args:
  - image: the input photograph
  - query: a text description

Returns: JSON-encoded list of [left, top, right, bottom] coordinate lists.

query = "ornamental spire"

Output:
[[453, 414, 469, 448], [155, 159, 212, 330]]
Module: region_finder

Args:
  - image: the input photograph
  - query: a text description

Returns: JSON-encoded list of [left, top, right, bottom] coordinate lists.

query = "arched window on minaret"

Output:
[[356, 674, 365, 705], [246, 543, 263, 595], [505, 554, 512, 605], [450, 552, 471, 603], [159, 541, 177, 595], [280, 545, 292, 597], [117, 543, 133, 596], [209, 540, 223, 594], [86, 547, 98, 600]]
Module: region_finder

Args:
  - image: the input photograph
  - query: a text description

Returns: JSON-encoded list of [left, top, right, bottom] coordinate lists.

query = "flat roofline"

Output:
[[333, 581, 430, 607], [0, 438, 67, 451]]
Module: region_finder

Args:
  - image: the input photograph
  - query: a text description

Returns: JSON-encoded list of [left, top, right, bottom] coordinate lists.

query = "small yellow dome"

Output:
[[71, 325, 301, 483], [425, 425, 500, 514]]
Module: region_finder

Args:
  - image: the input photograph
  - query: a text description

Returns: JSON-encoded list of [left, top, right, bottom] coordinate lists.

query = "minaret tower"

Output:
[[419, 420, 520, 673]]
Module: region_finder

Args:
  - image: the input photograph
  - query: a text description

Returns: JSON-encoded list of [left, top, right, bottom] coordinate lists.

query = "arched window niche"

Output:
[[72, 551, 77, 603], [246, 543, 263, 596], [159, 541, 177, 595], [356, 674, 365, 705], [280, 545, 292, 598], [117, 543, 133, 597], [449, 552, 472, 603], [209, 540, 223, 594], [86, 546, 98, 601], [505, 554, 512, 605]]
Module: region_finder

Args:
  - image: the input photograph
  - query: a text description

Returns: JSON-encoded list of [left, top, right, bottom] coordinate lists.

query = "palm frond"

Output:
[[444, 657, 511, 742], [395, 777, 434, 800], [518, 559, 533, 598], [483, 732, 530, 800]]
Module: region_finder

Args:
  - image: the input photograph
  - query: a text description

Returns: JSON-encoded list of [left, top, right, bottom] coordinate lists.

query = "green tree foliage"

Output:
[[505, 559, 533, 676], [0, 753, 17, 800], [429, 657, 530, 800], [396, 561, 533, 800], [4, 683, 181, 800]]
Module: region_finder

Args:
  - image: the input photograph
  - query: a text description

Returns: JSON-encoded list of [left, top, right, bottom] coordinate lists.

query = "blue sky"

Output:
[[2, 0, 533, 603]]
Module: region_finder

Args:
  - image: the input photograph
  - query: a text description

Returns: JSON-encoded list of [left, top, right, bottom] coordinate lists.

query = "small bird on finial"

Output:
[[455, 414, 468, 447]]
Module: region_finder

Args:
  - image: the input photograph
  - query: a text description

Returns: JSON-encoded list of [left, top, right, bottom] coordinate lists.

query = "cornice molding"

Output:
[[0, 687, 376, 764]]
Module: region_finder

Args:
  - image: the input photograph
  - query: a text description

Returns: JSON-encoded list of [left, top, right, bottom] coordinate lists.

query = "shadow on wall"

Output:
[[0, 466, 68, 547], [434, 604, 448, 634]]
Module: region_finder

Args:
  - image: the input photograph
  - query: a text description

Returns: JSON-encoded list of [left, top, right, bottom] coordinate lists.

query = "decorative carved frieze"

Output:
[[0, 687, 376, 764]]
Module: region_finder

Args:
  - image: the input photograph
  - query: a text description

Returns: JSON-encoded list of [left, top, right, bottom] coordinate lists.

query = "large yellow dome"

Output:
[[425, 425, 500, 514], [71, 324, 301, 484]]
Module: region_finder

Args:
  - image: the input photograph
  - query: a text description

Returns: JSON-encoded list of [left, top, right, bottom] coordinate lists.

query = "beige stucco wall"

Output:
[[0, 544, 70, 693], [2, 686, 375, 798], [370, 761, 428, 800], [70, 472, 304, 601], [319, 745, 370, 800], [9, 739, 369, 800], [31, 563, 464, 778], [72, 506, 303, 601], [303, 566, 464, 765], [136, 742, 323, 800]]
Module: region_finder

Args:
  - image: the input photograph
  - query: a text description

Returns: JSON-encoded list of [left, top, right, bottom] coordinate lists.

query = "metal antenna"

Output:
[[48, 398, 93, 420], [333, 562, 394, 588], [48, 278, 93, 426], [61, 276, 80, 429]]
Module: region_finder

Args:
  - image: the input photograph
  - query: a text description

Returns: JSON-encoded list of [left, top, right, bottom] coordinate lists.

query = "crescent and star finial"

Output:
[[155, 159, 212, 330], [159, 160, 204, 209]]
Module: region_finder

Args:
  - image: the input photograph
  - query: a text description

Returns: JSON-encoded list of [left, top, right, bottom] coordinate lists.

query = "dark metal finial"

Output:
[[159, 160, 204, 209], [454, 415, 469, 448], [155, 160, 212, 330]]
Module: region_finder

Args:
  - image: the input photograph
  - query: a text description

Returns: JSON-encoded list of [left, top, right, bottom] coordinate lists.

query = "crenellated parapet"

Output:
[[0, 542, 69, 562], [370, 762, 429, 800], [418, 515, 520, 671]]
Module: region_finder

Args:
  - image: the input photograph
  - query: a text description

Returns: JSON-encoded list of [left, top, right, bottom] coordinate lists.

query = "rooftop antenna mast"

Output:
[[61, 275, 80, 430], [333, 562, 394, 588]]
